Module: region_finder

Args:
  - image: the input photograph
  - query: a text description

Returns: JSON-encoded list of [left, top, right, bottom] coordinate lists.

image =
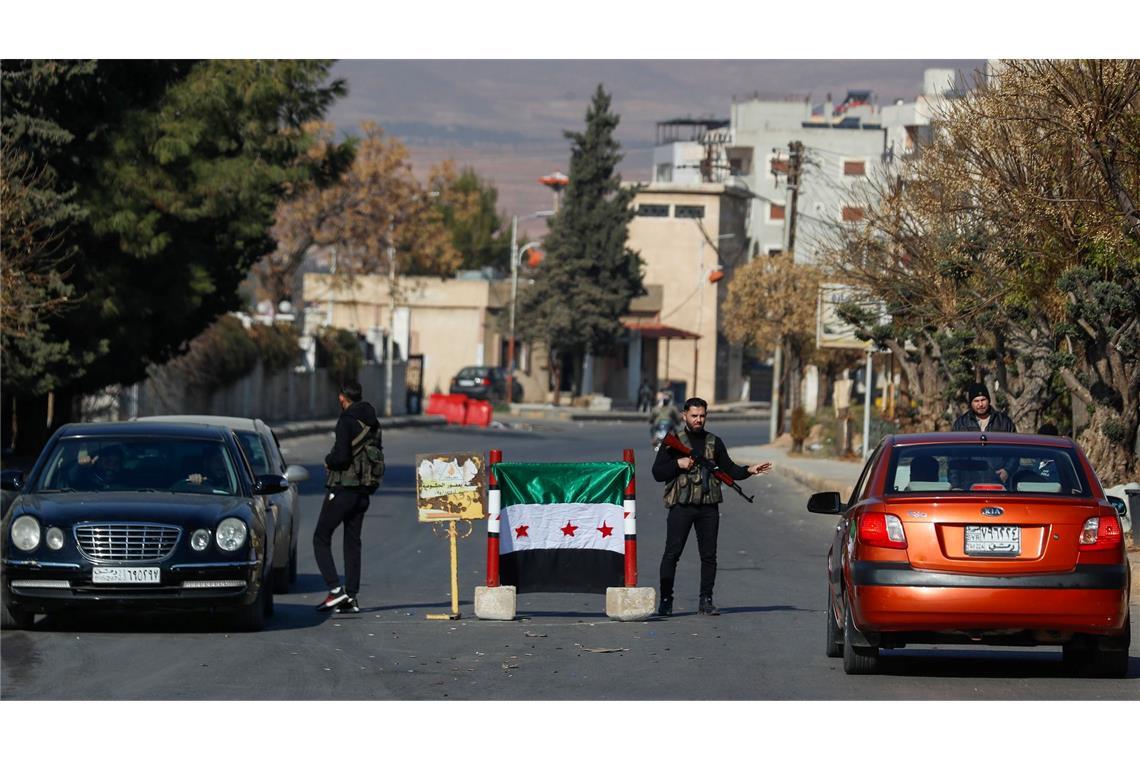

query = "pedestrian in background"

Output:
[[314, 380, 382, 614], [653, 397, 771, 617], [637, 379, 654, 412]]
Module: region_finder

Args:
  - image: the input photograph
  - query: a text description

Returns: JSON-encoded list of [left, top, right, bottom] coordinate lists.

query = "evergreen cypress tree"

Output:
[[517, 84, 644, 400]]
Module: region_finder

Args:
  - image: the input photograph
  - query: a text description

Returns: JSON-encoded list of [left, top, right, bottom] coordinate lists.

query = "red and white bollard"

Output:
[[474, 448, 515, 620], [622, 448, 638, 588], [486, 448, 501, 588]]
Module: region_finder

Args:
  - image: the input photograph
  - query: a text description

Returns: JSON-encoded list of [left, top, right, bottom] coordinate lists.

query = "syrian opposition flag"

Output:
[[494, 461, 632, 594]]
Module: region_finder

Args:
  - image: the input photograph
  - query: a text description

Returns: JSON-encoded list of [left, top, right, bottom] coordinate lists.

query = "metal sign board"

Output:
[[416, 452, 487, 522], [817, 283, 887, 350]]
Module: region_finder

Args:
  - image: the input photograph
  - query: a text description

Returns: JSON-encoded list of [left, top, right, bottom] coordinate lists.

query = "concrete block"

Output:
[[606, 586, 656, 621], [474, 585, 516, 621]]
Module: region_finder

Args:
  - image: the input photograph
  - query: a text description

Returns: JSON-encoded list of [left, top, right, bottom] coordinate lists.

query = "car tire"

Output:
[[842, 604, 879, 675], [263, 582, 275, 618], [825, 589, 843, 658], [1069, 618, 1130, 678], [288, 543, 298, 585], [1, 604, 34, 630]]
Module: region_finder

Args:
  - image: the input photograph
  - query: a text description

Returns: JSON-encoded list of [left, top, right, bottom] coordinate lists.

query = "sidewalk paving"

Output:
[[273, 414, 447, 440], [729, 443, 865, 501]]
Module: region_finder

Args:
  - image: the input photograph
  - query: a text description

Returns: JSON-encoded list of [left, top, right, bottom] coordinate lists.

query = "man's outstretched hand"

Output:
[[748, 462, 772, 476]]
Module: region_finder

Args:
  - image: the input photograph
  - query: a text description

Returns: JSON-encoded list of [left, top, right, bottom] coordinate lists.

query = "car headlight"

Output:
[[191, 529, 211, 551], [215, 518, 247, 552], [11, 515, 41, 551], [45, 526, 65, 550]]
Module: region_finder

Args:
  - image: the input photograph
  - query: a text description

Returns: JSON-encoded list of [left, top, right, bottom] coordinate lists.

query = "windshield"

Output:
[[35, 437, 242, 497], [887, 444, 1091, 497]]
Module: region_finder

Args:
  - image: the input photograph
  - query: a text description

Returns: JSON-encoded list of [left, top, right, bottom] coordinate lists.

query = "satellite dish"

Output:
[[256, 300, 272, 315], [278, 300, 293, 314]]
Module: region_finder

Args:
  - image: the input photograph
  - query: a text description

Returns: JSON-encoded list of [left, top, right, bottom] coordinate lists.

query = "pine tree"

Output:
[[516, 84, 644, 401]]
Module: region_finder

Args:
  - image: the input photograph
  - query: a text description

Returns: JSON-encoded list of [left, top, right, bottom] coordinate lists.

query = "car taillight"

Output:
[[858, 513, 907, 549], [482, 377, 492, 386], [1079, 515, 1122, 550]]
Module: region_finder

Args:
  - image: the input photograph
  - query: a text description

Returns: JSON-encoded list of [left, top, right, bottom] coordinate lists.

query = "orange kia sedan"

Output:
[[808, 432, 1131, 676]]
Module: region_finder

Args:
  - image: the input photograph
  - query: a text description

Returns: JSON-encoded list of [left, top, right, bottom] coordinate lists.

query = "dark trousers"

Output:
[[658, 503, 720, 599], [313, 489, 369, 595]]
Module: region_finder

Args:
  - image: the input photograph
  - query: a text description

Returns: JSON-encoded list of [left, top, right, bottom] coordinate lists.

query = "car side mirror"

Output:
[[807, 491, 843, 514], [1106, 495, 1127, 517], [1, 470, 24, 492], [284, 464, 310, 484], [253, 475, 290, 495]]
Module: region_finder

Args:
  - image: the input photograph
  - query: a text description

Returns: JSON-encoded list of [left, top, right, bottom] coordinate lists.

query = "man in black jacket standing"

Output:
[[951, 382, 1017, 487], [653, 397, 770, 617], [314, 380, 381, 613]]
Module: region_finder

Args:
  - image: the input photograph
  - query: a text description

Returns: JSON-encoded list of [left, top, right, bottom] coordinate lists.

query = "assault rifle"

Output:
[[660, 431, 755, 503]]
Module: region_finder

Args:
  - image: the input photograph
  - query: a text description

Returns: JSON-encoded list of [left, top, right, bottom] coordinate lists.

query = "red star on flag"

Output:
[[515, 525, 529, 538], [597, 521, 614, 538], [560, 521, 578, 537]]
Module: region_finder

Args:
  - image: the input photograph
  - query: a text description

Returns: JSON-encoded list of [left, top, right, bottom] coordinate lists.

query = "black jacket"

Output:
[[951, 408, 1017, 433], [325, 401, 381, 492], [652, 428, 750, 484]]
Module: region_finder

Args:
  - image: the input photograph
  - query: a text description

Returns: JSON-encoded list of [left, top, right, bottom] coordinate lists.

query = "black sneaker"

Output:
[[657, 596, 673, 617], [317, 587, 348, 612], [698, 596, 720, 616], [336, 595, 360, 614]]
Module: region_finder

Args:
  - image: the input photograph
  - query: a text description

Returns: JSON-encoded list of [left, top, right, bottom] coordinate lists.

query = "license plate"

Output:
[[92, 567, 161, 584], [965, 525, 1021, 556]]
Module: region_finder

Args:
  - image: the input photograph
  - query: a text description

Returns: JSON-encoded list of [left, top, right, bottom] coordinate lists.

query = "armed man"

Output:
[[314, 380, 384, 614], [653, 397, 771, 617]]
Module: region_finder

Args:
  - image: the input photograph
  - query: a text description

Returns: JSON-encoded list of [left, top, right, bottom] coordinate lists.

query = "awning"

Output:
[[621, 319, 701, 341]]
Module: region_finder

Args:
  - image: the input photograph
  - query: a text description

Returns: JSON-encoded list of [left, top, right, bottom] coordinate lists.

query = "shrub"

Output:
[[250, 322, 301, 373], [316, 327, 363, 385]]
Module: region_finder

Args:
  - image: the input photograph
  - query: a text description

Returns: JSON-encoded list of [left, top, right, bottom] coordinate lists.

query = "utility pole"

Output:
[[784, 140, 804, 257], [384, 224, 396, 418], [768, 140, 805, 441]]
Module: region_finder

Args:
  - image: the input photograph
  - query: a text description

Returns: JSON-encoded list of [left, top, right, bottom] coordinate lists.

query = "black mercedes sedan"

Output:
[[0, 421, 288, 632]]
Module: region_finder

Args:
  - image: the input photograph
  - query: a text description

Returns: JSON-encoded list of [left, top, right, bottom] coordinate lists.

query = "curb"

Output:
[[273, 415, 447, 440]]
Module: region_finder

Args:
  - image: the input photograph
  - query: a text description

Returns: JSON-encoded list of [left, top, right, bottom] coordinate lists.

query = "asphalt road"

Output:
[[2, 419, 1137, 700]]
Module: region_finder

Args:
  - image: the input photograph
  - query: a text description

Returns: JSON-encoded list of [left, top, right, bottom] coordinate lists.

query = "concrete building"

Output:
[[648, 69, 967, 267], [623, 182, 751, 403], [302, 273, 554, 402]]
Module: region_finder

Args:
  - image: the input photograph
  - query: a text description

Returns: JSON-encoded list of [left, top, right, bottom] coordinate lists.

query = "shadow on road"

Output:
[[872, 649, 1139, 680], [30, 603, 327, 634]]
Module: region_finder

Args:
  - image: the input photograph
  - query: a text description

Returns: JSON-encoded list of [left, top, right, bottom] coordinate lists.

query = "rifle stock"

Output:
[[660, 432, 755, 503]]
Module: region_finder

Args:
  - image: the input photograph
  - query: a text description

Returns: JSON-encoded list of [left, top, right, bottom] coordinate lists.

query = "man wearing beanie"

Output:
[[952, 381, 1017, 486]]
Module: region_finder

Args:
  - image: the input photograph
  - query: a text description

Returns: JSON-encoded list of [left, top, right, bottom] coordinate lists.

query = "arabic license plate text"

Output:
[[92, 567, 161, 584], [964, 525, 1020, 556]]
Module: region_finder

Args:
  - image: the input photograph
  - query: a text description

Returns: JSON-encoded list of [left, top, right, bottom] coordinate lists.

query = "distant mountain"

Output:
[[325, 59, 984, 233]]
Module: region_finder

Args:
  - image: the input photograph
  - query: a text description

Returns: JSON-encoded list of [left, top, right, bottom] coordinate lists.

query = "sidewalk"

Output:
[[729, 443, 865, 501], [273, 414, 447, 441]]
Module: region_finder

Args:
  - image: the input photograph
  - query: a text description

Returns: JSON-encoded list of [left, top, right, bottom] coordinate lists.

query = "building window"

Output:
[[841, 206, 866, 222], [637, 204, 670, 217], [843, 160, 866, 176], [768, 203, 785, 222], [674, 205, 705, 219], [655, 163, 673, 182]]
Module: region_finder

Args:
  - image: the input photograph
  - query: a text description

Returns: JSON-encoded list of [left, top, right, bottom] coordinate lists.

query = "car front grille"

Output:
[[74, 523, 181, 562]]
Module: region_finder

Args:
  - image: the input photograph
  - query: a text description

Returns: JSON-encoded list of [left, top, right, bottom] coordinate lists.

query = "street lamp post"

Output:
[[507, 210, 554, 404]]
